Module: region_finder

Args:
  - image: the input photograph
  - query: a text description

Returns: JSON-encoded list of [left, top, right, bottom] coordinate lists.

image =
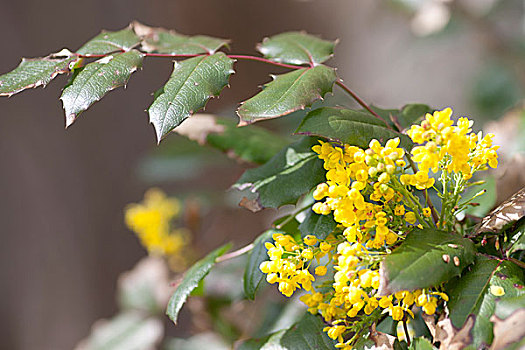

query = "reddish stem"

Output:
[[74, 51, 304, 69], [335, 79, 390, 127]]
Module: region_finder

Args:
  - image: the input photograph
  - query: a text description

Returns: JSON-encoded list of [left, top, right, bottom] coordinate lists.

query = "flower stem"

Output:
[[216, 243, 254, 262]]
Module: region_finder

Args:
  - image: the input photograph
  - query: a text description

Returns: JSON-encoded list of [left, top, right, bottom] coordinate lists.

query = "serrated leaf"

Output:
[[494, 294, 525, 320], [77, 27, 140, 55], [237, 66, 336, 125], [132, 21, 228, 55], [244, 230, 277, 300], [408, 337, 436, 350], [279, 313, 336, 349], [298, 209, 336, 240], [233, 137, 325, 209], [476, 186, 525, 234], [74, 311, 163, 350], [445, 256, 525, 347], [148, 53, 234, 142], [257, 32, 336, 66], [60, 50, 143, 127], [295, 107, 413, 150], [378, 229, 476, 295], [0, 50, 78, 96], [175, 114, 289, 164], [166, 243, 231, 324]]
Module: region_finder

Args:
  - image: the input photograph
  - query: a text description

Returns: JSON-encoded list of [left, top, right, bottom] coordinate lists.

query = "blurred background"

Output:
[[0, 0, 524, 349]]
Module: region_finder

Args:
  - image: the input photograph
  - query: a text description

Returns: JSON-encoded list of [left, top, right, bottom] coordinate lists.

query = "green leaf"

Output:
[[148, 53, 234, 142], [60, 50, 143, 127], [132, 21, 228, 55], [0, 50, 78, 96], [494, 294, 525, 320], [379, 229, 476, 295], [446, 256, 525, 347], [295, 107, 414, 150], [166, 243, 231, 324], [298, 209, 337, 240], [279, 313, 336, 349], [174, 114, 289, 164], [234, 137, 325, 209], [257, 32, 336, 66], [397, 104, 432, 130], [77, 26, 140, 55], [244, 230, 277, 300], [75, 311, 163, 350], [507, 220, 525, 255], [237, 66, 336, 125], [409, 337, 436, 350]]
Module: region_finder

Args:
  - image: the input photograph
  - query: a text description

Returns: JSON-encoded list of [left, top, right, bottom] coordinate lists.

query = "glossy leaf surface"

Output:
[[296, 107, 413, 149], [237, 66, 336, 125], [166, 243, 231, 324], [60, 50, 143, 127], [379, 229, 476, 295], [0, 50, 78, 96], [133, 21, 228, 55], [77, 27, 141, 55], [243, 230, 276, 300], [298, 209, 336, 240], [258, 32, 336, 65], [446, 257, 525, 347], [148, 53, 234, 142], [234, 137, 325, 209]]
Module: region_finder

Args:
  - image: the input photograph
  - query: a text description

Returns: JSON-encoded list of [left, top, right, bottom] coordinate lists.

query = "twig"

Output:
[[216, 243, 254, 263], [335, 79, 390, 128]]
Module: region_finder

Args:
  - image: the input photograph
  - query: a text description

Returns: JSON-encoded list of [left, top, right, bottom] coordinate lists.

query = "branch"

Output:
[[335, 79, 390, 128], [216, 243, 254, 263]]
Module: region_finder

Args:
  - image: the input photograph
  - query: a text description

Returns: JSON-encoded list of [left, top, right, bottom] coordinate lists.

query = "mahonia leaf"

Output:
[[0, 49, 79, 96], [295, 107, 414, 150], [243, 230, 277, 300], [166, 243, 231, 324], [77, 26, 141, 56], [378, 229, 476, 295], [237, 66, 336, 125], [60, 50, 144, 127], [257, 31, 336, 66], [233, 137, 325, 210], [298, 209, 337, 240], [445, 256, 525, 348], [476, 186, 525, 234], [148, 53, 235, 142], [132, 21, 229, 55], [174, 114, 288, 164]]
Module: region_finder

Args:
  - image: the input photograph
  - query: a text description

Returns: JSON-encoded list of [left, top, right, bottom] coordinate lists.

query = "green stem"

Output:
[[275, 203, 312, 229]]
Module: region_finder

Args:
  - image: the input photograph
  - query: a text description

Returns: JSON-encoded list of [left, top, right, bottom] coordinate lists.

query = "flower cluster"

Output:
[[259, 108, 497, 348], [125, 188, 190, 258]]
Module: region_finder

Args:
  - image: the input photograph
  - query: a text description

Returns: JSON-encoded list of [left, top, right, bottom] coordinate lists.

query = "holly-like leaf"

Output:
[[148, 53, 234, 142], [175, 114, 289, 164], [243, 230, 276, 300], [445, 256, 525, 347], [60, 50, 144, 127], [378, 229, 476, 295], [296, 107, 413, 150], [0, 49, 79, 96], [132, 21, 228, 55], [166, 243, 231, 324], [237, 66, 336, 126], [298, 209, 337, 240], [77, 26, 140, 55], [476, 186, 525, 234], [257, 32, 336, 66], [233, 137, 325, 209], [279, 313, 336, 349]]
